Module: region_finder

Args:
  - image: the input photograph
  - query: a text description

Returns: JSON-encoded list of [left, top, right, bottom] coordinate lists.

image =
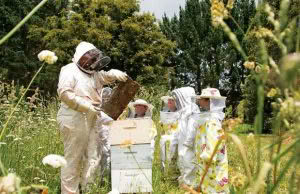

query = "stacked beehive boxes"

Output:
[[109, 118, 153, 193]]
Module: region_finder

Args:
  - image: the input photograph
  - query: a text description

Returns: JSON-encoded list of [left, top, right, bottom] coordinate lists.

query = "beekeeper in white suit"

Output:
[[56, 41, 127, 194], [183, 88, 228, 192], [159, 96, 179, 169], [169, 87, 196, 186]]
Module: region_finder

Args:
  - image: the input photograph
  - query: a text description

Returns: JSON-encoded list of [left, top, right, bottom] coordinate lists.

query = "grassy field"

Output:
[[0, 100, 297, 194]]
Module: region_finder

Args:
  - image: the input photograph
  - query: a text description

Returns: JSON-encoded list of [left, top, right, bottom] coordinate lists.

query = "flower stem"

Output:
[[0, 0, 49, 46], [0, 63, 45, 141]]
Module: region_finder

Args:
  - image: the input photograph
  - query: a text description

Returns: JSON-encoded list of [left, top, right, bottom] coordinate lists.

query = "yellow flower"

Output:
[[267, 88, 277, 97], [226, 0, 235, 10], [243, 61, 255, 70], [120, 139, 134, 148], [38, 50, 58, 64], [255, 65, 261, 73], [222, 118, 242, 131], [211, 0, 229, 27], [231, 172, 247, 188]]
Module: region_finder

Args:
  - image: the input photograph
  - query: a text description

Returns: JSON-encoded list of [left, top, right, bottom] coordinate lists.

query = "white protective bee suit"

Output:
[[183, 88, 227, 191], [170, 87, 196, 185], [159, 96, 180, 169], [99, 87, 113, 181], [57, 42, 127, 194]]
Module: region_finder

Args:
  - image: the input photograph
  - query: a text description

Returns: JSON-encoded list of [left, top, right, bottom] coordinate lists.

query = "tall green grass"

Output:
[[0, 83, 298, 193]]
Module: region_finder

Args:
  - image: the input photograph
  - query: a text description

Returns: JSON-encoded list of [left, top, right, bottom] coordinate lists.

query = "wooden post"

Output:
[[101, 77, 140, 120]]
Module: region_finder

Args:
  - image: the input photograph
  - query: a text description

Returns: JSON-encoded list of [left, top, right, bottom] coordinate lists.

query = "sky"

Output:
[[139, 0, 186, 20], [139, 0, 260, 20]]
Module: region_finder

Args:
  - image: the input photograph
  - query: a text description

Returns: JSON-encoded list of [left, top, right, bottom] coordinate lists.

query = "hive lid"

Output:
[[109, 118, 153, 145]]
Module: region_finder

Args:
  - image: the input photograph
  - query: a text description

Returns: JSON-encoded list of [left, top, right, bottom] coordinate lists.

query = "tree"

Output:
[[0, 0, 69, 87], [27, 0, 176, 93]]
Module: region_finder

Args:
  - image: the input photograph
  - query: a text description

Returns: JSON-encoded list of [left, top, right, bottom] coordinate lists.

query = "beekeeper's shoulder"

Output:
[[61, 63, 79, 73]]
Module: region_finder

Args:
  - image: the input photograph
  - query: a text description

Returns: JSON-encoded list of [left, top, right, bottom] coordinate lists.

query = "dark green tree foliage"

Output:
[[160, 0, 256, 112], [0, 0, 69, 85], [27, 0, 176, 93]]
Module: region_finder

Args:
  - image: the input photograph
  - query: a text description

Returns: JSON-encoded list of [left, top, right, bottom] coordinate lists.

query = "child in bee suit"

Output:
[[169, 87, 196, 185], [56, 41, 128, 194], [159, 96, 180, 169], [183, 88, 229, 193]]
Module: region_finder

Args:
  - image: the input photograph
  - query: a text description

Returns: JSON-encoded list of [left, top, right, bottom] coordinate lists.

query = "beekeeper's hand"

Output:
[[99, 111, 113, 124], [88, 105, 102, 116], [108, 69, 128, 82]]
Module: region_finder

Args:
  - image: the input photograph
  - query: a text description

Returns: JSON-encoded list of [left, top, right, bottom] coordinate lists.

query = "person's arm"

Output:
[[183, 118, 197, 149], [94, 69, 127, 85], [57, 67, 100, 114]]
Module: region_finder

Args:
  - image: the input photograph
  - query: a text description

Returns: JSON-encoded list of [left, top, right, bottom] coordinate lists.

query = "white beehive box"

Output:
[[109, 118, 153, 193]]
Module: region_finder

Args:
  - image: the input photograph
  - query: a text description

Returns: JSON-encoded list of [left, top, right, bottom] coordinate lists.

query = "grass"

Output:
[[0, 97, 298, 194]]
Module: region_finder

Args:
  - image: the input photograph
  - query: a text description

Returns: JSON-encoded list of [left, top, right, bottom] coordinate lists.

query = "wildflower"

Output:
[[255, 66, 261, 73], [0, 173, 20, 193], [253, 28, 275, 39], [42, 154, 67, 168], [262, 65, 270, 74], [226, 0, 234, 10], [264, 4, 271, 13], [38, 50, 58, 64], [222, 118, 242, 131], [120, 139, 134, 148], [231, 172, 246, 188], [211, 0, 228, 27], [267, 88, 277, 98], [13, 137, 22, 141], [243, 61, 255, 70]]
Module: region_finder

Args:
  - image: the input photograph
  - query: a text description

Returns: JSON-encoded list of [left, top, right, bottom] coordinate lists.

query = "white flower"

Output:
[[0, 173, 20, 193], [13, 138, 22, 141], [108, 189, 120, 194], [37, 50, 58, 64], [42, 154, 67, 168]]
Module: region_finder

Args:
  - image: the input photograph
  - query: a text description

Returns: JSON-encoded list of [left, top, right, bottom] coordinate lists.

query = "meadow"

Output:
[[0, 82, 296, 193]]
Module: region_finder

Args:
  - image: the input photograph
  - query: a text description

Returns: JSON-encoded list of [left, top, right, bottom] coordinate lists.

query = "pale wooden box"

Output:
[[109, 118, 153, 193]]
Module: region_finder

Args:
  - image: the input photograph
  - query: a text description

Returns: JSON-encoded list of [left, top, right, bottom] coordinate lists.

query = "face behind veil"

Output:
[[171, 87, 196, 119]]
